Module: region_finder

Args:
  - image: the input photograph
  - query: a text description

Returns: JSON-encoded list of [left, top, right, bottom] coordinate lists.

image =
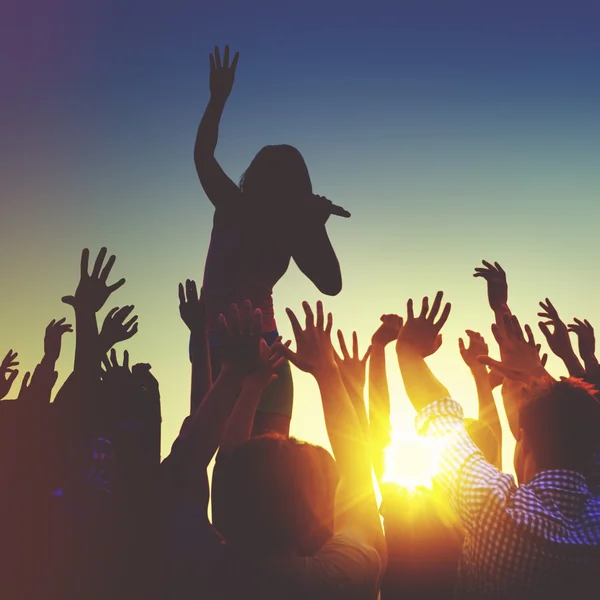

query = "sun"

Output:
[[381, 432, 444, 492]]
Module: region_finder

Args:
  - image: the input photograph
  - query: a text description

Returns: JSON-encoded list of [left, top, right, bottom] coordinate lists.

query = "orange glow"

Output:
[[382, 432, 444, 491]]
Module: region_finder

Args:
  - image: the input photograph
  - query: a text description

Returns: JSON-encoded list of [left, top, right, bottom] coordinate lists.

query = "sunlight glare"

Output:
[[382, 432, 443, 491]]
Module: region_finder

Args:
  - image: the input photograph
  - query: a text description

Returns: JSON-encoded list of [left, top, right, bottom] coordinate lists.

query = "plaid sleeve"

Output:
[[415, 398, 517, 534]]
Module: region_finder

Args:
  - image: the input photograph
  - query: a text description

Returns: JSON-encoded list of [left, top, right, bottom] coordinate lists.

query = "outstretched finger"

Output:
[[108, 278, 126, 294], [223, 45, 230, 68], [407, 298, 414, 321], [419, 297, 429, 319], [352, 331, 359, 358], [303, 301, 315, 329], [326, 312, 333, 335], [214, 46, 222, 68], [337, 330, 350, 360], [316, 301, 324, 331], [19, 372, 31, 395], [435, 302, 451, 330], [123, 350, 130, 371], [178, 283, 185, 305], [80, 248, 90, 279], [538, 322, 552, 344], [99, 254, 116, 282], [361, 345, 372, 364], [231, 51, 239, 73], [110, 348, 118, 368], [272, 341, 298, 365], [286, 308, 304, 342], [524, 324, 535, 346], [458, 337, 466, 353], [92, 248, 108, 279], [429, 291, 443, 322], [209, 53, 216, 72]]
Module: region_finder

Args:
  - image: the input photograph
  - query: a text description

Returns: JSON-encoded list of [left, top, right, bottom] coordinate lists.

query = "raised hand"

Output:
[[62, 248, 126, 313], [245, 338, 288, 390], [396, 291, 451, 358], [334, 330, 372, 399], [568, 318, 598, 371], [209, 45, 239, 103], [473, 260, 508, 314], [101, 348, 132, 387], [99, 306, 139, 351], [0, 350, 19, 399], [218, 301, 263, 375], [17, 365, 59, 404], [478, 314, 550, 384], [458, 330, 489, 371], [178, 280, 207, 333], [44, 318, 73, 363], [538, 298, 584, 376], [274, 301, 335, 375], [372, 314, 403, 348]]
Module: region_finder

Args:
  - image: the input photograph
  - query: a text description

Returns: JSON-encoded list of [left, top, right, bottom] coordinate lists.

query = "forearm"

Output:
[[583, 353, 600, 374], [493, 304, 511, 326], [560, 350, 586, 377], [190, 329, 212, 414], [397, 350, 450, 413], [74, 308, 100, 381], [194, 96, 226, 160], [316, 363, 371, 478], [348, 389, 370, 440], [317, 362, 384, 562], [293, 226, 342, 296], [369, 344, 392, 481], [219, 380, 265, 455], [471, 365, 502, 467], [180, 366, 244, 470]]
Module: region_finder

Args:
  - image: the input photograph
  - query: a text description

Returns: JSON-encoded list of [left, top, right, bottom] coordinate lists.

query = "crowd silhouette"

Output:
[[1, 45, 599, 600]]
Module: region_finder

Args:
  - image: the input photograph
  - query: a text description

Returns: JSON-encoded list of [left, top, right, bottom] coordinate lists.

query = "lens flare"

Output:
[[382, 432, 444, 491]]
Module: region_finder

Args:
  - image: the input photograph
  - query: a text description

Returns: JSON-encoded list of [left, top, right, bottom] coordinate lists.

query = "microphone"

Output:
[[315, 195, 351, 218], [329, 203, 351, 218]]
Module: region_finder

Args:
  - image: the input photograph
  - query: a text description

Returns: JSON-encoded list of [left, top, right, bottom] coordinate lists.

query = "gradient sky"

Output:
[[3, 1, 600, 475]]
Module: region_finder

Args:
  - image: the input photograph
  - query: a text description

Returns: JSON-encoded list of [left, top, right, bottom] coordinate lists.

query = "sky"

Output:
[[2, 0, 600, 476]]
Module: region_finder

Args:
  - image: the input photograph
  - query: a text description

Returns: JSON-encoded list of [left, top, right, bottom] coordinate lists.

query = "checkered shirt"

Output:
[[415, 398, 600, 599]]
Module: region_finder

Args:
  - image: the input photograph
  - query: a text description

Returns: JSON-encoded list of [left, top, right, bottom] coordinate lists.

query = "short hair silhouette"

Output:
[[519, 378, 600, 472], [218, 434, 339, 557]]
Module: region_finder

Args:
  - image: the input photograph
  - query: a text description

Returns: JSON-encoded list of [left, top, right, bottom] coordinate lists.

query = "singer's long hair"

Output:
[[239, 145, 312, 205]]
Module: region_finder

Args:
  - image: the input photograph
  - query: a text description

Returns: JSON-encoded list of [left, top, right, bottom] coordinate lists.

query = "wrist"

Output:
[[469, 363, 489, 378], [312, 360, 339, 382], [371, 341, 389, 352], [396, 345, 421, 363]]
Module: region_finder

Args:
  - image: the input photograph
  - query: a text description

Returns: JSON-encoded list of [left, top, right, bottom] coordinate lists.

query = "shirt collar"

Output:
[[526, 469, 590, 495]]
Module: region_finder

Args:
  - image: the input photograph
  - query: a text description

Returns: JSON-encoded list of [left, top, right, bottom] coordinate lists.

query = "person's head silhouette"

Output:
[[239, 145, 312, 204]]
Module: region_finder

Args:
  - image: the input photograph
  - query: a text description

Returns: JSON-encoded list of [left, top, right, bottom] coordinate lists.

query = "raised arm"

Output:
[[538, 298, 585, 377], [178, 280, 212, 414], [55, 248, 125, 412], [176, 302, 262, 473], [333, 330, 372, 437], [473, 260, 510, 326], [275, 302, 386, 569], [219, 340, 286, 455], [194, 45, 242, 210], [459, 330, 502, 469], [395, 293, 452, 413], [369, 314, 402, 483], [568, 318, 599, 375], [0, 350, 19, 400], [290, 212, 343, 296]]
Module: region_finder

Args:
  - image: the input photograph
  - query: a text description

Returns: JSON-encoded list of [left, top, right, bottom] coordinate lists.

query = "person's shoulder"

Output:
[[298, 533, 382, 599]]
